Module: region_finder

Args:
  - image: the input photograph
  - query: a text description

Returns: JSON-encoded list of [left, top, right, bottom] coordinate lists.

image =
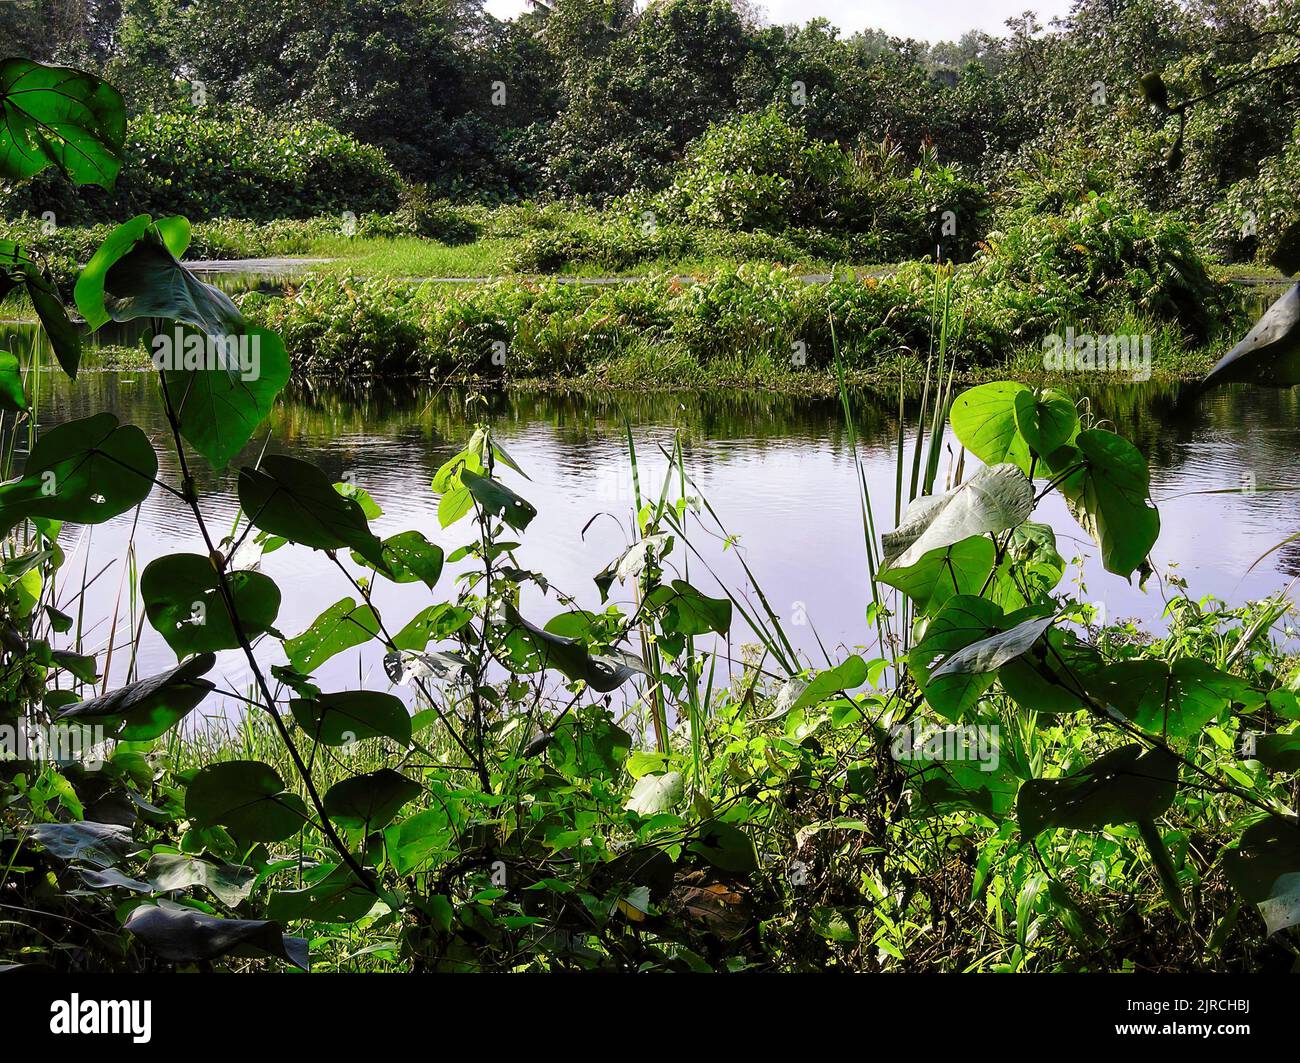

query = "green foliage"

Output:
[[1, 107, 402, 224], [5, 49, 1300, 981]]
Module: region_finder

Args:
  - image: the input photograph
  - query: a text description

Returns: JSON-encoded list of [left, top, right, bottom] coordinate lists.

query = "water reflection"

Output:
[[4, 345, 1300, 702]]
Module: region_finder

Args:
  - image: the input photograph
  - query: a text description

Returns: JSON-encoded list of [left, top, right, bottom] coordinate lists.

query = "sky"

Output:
[[481, 0, 1078, 45]]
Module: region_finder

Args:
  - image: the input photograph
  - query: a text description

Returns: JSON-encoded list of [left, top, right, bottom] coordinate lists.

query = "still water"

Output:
[[12, 351, 1300, 701]]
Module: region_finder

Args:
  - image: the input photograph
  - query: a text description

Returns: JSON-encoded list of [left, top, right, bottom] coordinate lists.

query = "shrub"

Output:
[[0, 107, 403, 224], [976, 190, 1239, 341]]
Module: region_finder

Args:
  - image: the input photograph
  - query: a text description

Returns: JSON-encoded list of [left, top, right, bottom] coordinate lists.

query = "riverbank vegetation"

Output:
[[3, 0, 1298, 385]]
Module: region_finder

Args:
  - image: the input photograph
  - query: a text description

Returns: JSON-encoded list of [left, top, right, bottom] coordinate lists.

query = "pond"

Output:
[[9, 345, 1300, 705]]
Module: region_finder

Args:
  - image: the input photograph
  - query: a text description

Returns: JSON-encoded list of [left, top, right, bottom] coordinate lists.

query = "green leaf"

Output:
[[689, 820, 758, 874], [125, 900, 308, 970], [898, 733, 1019, 819], [55, 653, 215, 740], [1224, 816, 1300, 935], [0, 413, 156, 536], [0, 59, 126, 187], [644, 578, 732, 636], [358, 530, 444, 588], [267, 864, 375, 924], [462, 469, 537, 531], [877, 535, 995, 616], [1012, 388, 1078, 459], [142, 553, 281, 658], [495, 602, 644, 692], [284, 597, 380, 673], [1085, 658, 1263, 740], [1017, 744, 1179, 838], [0, 351, 26, 411], [765, 655, 870, 721], [549, 707, 631, 779], [909, 596, 1005, 720], [146, 852, 257, 907], [323, 769, 421, 830], [880, 463, 1033, 574], [625, 771, 685, 816], [24, 266, 81, 379], [75, 217, 243, 337], [929, 612, 1055, 679], [289, 690, 412, 748], [29, 821, 141, 868], [392, 602, 473, 651], [1254, 732, 1300, 773], [238, 455, 383, 566], [162, 325, 291, 469], [1050, 429, 1159, 578], [949, 382, 1033, 473], [999, 628, 1103, 716], [185, 760, 310, 842]]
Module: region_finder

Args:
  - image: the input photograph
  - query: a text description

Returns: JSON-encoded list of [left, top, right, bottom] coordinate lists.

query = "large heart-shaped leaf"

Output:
[[0, 59, 126, 187], [881, 464, 1033, 574], [29, 821, 142, 868], [323, 769, 421, 830], [1224, 816, 1300, 935], [146, 853, 257, 907], [949, 382, 1033, 473], [55, 653, 215, 740], [163, 325, 291, 469], [1049, 429, 1159, 577], [289, 690, 412, 748], [1085, 658, 1263, 740], [142, 553, 281, 658], [1012, 387, 1078, 459], [1017, 744, 1179, 838], [267, 863, 376, 924], [0, 414, 156, 536], [929, 612, 1056, 679], [643, 579, 732, 636], [185, 760, 309, 842], [238, 455, 384, 566], [356, 530, 444, 588], [75, 216, 242, 337], [908, 596, 1005, 720], [878, 535, 995, 617]]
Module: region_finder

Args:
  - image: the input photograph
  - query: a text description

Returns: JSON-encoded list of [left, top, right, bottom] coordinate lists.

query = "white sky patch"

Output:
[[482, 0, 1077, 44]]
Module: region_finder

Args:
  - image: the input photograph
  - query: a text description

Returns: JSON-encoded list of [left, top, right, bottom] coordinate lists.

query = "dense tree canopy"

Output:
[[5, 0, 1299, 233]]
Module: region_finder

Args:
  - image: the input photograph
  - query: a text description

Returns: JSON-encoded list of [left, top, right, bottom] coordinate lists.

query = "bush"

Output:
[[0, 107, 403, 224], [976, 189, 1239, 342], [648, 109, 992, 260]]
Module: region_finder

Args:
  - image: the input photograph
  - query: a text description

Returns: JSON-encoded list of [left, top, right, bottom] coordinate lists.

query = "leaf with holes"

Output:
[[0, 414, 156, 537], [285, 597, 381, 673], [142, 553, 281, 658]]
